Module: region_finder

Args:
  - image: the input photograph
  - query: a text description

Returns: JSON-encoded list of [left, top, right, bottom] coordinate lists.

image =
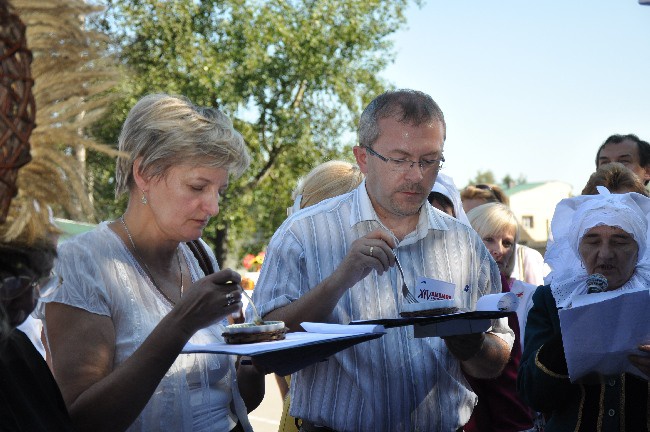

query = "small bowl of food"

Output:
[[222, 321, 287, 344], [399, 299, 459, 317]]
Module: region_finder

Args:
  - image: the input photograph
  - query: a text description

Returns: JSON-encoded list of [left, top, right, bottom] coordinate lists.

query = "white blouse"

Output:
[[38, 222, 251, 432]]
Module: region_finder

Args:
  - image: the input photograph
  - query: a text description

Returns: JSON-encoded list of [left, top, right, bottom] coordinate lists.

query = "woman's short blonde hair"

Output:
[[467, 202, 519, 276], [292, 161, 364, 209], [115, 94, 250, 198]]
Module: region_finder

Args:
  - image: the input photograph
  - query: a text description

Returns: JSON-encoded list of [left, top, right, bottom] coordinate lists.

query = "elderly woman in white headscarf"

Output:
[[518, 187, 650, 432]]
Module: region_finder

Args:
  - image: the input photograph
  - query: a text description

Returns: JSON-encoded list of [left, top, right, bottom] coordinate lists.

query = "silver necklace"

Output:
[[120, 216, 184, 303]]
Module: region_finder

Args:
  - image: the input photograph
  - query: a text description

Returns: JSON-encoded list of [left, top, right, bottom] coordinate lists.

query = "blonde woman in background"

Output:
[[279, 160, 364, 432], [461, 183, 548, 286], [465, 202, 538, 432], [288, 160, 365, 215]]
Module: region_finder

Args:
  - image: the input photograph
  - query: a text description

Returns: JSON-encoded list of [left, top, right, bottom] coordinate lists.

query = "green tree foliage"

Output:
[[91, 0, 418, 263], [468, 170, 497, 187], [502, 173, 527, 189], [502, 174, 514, 188]]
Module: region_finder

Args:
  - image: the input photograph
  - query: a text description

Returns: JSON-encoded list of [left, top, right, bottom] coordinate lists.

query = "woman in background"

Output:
[[581, 162, 648, 196], [518, 189, 650, 431], [461, 183, 548, 286], [0, 205, 72, 430], [466, 203, 537, 432], [428, 172, 470, 224], [461, 183, 510, 213], [288, 160, 364, 214]]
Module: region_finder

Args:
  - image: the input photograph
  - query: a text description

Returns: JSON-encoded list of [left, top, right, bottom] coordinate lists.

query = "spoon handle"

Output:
[[241, 289, 264, 324]]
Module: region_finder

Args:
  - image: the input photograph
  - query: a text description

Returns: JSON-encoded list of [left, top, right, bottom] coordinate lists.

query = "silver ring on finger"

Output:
[[369, 246, 374, 257]]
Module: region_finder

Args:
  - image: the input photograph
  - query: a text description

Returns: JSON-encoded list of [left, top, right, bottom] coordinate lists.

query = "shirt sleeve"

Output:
[[37, 235, 111, 318], [252, 222, 306, 318]]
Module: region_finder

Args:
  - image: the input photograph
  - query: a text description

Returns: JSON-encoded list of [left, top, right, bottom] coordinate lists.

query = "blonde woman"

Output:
[[39, 94, 261, 432], [462, 183, 547, 286], [466, 203, 537, 432], [288, 160, 364, 215]]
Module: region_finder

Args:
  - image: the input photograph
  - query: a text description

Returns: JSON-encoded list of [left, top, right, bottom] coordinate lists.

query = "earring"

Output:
[[141, 191, 147, 205]]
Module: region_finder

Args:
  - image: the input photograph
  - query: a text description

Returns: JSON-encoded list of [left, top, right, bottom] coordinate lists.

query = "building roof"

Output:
[[54, 218, 95, 240], [503, 182, 546, 196]]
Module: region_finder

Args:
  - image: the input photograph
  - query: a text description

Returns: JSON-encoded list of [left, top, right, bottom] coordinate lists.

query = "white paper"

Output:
[[476, 292, 519, 312], [559, 287, 650, 382], [570, 288, 632, 308], [182, 322, 385, 356], [300, 322, 384, 334]]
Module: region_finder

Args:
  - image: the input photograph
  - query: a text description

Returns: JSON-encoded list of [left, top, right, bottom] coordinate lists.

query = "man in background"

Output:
[[596, 133, 650, 186]]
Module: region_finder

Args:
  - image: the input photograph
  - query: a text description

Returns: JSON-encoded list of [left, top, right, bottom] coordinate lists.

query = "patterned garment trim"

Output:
[[534, 346, 570, 379]]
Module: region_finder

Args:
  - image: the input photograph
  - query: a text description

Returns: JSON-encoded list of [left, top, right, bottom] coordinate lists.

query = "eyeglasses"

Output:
[[363, 146, 444, 173], [0, 273, 62, 301]]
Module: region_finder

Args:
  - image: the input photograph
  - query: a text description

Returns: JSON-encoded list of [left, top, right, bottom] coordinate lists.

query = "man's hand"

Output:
[[332, 229, 396, 290], [263, 229, 396, 329], [442, 332, 486, 361], [629, 344, 650, 379]]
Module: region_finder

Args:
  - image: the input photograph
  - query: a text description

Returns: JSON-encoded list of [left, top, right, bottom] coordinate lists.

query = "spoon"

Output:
[[241, 289, 265, 325]]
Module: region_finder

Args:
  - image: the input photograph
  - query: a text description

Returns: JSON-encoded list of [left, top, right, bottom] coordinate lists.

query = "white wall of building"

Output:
[[508, 181, 573, 250]]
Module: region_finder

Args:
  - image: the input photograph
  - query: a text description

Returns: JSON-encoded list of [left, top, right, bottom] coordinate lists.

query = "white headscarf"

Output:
[[545, 186, 650, 308], [431, 173, 470, 226]]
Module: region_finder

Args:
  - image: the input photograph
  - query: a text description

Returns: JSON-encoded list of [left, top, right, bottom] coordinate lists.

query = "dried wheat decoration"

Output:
[[0, 0, 35, 223]]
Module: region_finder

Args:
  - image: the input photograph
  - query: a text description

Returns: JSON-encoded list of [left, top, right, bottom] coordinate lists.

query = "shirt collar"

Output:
[[350, 180, 449, 244]]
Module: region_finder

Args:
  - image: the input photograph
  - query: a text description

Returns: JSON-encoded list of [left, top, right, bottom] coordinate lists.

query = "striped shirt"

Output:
[[253, 181, 513, 432]]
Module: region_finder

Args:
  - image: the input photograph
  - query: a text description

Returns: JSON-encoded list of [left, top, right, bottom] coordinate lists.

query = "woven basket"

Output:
[[0, 3, 35, 222], [400, 307, 459, 318], [223, 327, 288, 344]]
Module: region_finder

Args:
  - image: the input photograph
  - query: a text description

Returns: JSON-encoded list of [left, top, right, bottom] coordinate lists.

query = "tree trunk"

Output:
[[213, 225, 228, 266]]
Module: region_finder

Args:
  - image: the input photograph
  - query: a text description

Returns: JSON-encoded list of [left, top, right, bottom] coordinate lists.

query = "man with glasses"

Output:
[[0, 236, 73, 430], [253, 89, 513, 432]]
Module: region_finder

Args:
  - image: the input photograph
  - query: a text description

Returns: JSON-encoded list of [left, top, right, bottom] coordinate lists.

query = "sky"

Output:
[[380, 0, 650, 192]]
